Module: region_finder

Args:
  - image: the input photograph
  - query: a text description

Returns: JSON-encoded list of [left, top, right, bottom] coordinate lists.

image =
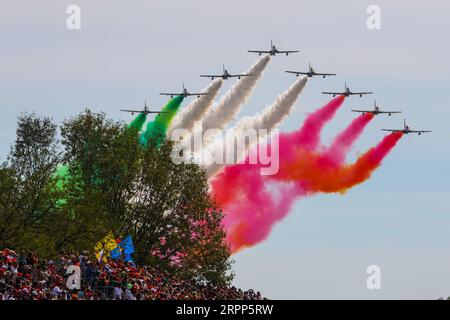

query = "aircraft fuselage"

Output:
[[222, 70, 230, 79]]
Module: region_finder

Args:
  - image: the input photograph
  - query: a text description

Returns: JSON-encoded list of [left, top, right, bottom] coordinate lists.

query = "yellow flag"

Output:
[[94, 231, 117, 263]]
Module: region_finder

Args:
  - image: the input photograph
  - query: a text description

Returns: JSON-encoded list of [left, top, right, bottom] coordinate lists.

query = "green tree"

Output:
[[119, 140, 233, 284], [60, 110, 233, 284], [0, 113, 62, 256], [56, 110, 130, 253], [0, 110, 233, 284]]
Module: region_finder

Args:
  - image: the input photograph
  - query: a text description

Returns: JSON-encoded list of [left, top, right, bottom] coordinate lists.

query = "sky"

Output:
[[1, 0, 450, 299]]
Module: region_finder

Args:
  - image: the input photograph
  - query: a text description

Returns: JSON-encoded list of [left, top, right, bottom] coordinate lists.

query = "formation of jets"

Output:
[[120, 40, 430, 135], [121, 100, 168, 116], [348, 101, 430, 134], [200, 65, 252, 80], [160, 83, 209, 99]]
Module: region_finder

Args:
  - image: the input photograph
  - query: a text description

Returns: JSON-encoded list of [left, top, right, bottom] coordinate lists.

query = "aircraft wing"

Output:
[[285, 71, 308, 75], [188, 92, 208, 96], [200, 75, 220, 79], [322, 91, 342, 95], [351, 109, 371, 113], [230, 73, 252, 78], [146, 111, 169, 114], [120, 109, 141, 113], [381, 129, 402, 133], [351, 92, 373, 95], [410, 130, 432, 133], [378, 110, 402, 114], [278, 50, 300, 54], [160, 92, 180, 96], [316, 72, 337, 77], [248, 50, 271, 54]]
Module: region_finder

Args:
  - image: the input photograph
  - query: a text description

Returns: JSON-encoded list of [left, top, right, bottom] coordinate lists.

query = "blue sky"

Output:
[[1, 1, 449, 299]]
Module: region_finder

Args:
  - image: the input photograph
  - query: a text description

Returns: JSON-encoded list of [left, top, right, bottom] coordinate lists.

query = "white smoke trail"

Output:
[[182, 55, 271, 154], [167, 79, 223, 139], [204, 76, 308, 178]]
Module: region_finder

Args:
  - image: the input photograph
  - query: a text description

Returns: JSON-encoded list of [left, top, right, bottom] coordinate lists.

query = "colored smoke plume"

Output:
[[211, 97, 403, 252]]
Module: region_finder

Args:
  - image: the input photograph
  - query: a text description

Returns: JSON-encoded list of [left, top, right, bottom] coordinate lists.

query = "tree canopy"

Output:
[[0, 111, 232, 285]]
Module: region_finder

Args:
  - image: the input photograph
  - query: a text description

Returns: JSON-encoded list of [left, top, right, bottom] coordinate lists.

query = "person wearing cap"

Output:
[[124, 283, 135, 300]]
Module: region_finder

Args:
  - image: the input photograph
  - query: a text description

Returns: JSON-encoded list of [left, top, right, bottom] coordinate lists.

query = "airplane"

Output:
[[382, 120, 431, 135], [351, 100, 402, 116], [248, 41, 299, 56], [121, 100, 168, 116], [322, 82, 373, 97], [200, 65, 252, 80], [285, 63, 337, 78], [160, 83, 209, 98]]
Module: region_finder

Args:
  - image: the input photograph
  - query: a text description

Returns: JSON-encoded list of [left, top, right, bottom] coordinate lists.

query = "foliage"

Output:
[[0, 111, 233, 285]]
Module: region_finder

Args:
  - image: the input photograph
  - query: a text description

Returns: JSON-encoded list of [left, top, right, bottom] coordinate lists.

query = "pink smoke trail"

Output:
[[212, 96, 346, 208], [289, 95, 345, 152], [211, 98, 402, 253], [219, 172, 304, 253], [322, 112, 375, 166]]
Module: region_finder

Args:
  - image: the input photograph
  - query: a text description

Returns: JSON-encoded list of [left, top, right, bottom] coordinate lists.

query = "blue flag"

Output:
[[121, 235, 135, 262], [110, 235, 135, 262], [109, 246, 121, 260]]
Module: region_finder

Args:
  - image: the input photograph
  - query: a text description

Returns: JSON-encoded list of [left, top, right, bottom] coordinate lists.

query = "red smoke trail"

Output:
[[274, 112, 375, 183], [220, 176, 303, 253], [212, 96, 346, 208], [321, 112, 375, 167], [211, 97, 402, 253], [279, 132, 403, 193], [282, 95, 345, 156]]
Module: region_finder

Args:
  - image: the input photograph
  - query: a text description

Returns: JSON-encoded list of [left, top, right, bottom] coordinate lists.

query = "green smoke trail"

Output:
[[55, 164, 69, 188], [54, 164, 69, 205], [128, 113, 147, 131], [54, 108, 165, 196], [140, 95, 184, 147], [55, 112, 148, 187]]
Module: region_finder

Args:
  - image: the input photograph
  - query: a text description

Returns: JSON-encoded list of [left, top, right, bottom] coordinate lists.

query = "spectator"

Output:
[[113, 284, 123, 300], [124, 284, 135, 300], [0, 248, 266, 300]]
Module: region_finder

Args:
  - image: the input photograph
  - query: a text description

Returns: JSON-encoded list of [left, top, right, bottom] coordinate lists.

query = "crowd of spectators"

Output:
[[0, 248, 265, 300]]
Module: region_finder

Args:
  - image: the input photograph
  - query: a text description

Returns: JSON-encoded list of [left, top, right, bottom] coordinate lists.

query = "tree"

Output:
[[55, 110, 133, 253], [59, 110, 233, 284], [0, 110, 233, 284], [120, 140, 233, 284], [0, 113, 62, 256]]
